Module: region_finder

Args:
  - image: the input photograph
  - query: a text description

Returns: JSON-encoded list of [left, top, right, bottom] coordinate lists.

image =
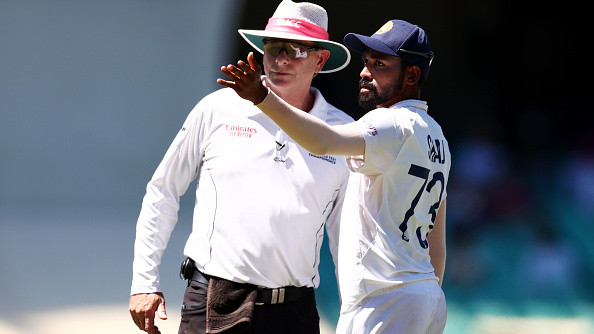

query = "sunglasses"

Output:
[[262, 38, 322, 59]]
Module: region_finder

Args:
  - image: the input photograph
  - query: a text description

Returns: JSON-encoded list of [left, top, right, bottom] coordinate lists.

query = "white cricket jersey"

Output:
[[131, 87, 353, 295], [337, 99, 451, 312]]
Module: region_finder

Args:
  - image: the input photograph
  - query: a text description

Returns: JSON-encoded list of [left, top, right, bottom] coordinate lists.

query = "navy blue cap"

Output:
[[344, 20, 434, 79]]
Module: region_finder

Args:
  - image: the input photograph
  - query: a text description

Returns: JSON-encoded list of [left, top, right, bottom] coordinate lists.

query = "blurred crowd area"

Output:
[[443, 129, 594, 315]]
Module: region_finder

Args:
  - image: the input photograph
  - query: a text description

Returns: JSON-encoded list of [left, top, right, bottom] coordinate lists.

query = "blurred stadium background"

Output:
[[1, 0, 592, 333]]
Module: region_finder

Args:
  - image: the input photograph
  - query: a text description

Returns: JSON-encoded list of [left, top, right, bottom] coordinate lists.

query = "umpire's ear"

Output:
[[314, 49, 331, 74]]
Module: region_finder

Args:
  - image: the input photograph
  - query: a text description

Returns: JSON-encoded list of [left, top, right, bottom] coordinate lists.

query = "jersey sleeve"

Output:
[[349, 108, 410, 175], [130, 98, 210, 295]]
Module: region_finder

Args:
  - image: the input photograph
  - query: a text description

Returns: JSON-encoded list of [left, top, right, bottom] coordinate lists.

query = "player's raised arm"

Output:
[[218, 52, 365, 157]]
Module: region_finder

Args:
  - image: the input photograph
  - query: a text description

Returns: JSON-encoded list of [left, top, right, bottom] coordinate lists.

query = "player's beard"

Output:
[[358, 75, 404, 112]]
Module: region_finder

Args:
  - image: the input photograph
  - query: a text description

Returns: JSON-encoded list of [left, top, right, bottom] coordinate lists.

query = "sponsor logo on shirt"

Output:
[[275, 141, 286, 151], [362, 120, 378, 136], [225, 125, 257, 138], [309, 153, 336, 164]]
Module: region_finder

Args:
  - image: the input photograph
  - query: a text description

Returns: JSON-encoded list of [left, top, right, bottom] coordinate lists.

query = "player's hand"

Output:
[[129, 292, 167, 334], [217, 52, 269, 105]]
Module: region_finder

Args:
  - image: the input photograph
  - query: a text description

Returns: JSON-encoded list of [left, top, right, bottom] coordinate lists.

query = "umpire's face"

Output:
[[262, 38, 330, 92]]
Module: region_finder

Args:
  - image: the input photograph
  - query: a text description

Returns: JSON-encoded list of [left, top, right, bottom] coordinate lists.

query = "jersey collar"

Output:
[[389, 99, 428, 113]]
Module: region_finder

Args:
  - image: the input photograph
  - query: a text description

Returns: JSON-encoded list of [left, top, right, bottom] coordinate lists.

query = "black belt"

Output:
[[190, 268, 211, 285], [188, 267, 311, 305], [255, 286, 312, 305], [180, 257, 212, 285]]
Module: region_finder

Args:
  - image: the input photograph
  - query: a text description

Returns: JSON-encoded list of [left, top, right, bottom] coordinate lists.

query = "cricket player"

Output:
[[220, 19, 450, 334]]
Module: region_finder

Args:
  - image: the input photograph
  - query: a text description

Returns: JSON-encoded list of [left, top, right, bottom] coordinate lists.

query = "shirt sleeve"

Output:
[[348, 108, 410, 175], [323, 161, 349, 295], [130, 99, 209, 295]]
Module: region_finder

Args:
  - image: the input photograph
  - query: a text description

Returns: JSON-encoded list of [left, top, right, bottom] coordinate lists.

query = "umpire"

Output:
[[128, 1, 352, 333]]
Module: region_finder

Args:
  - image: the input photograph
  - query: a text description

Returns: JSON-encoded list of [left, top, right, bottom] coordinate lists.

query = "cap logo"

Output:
[[375, 21, 394, 35], [278, 18, 302, 29], [265, 17, 329, 40]]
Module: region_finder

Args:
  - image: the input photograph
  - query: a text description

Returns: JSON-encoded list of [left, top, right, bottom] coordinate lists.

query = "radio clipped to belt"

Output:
[[180, 257, 211, 285], [180, 257, 196, 280]]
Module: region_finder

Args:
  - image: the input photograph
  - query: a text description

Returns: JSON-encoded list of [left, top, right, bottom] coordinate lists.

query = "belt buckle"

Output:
[[270, 287, 285, 304], [255, 287, 286, 305]]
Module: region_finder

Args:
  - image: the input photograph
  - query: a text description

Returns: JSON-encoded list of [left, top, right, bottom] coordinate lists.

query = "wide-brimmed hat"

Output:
[[344, 20, 434, 79], [238, 0, 350, 73]]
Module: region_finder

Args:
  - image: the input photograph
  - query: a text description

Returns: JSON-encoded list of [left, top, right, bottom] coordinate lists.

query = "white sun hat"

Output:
[[238, 0, 351, 73]]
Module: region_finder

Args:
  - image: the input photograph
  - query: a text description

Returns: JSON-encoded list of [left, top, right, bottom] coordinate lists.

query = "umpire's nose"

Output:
[[275, 49, 291, 66]]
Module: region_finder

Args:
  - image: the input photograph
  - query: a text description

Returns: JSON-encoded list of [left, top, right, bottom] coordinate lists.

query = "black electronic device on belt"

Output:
[[180, 257, 196, 280]]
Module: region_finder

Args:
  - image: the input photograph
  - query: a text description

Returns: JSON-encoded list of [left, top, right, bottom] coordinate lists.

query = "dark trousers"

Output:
[[178, 280, 321, 334]]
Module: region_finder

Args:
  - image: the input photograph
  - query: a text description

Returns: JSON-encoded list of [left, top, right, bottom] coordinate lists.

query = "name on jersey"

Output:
[[427, 135, 445, 164], [226, 125, 257, 138], [308, 153, 336, 164]]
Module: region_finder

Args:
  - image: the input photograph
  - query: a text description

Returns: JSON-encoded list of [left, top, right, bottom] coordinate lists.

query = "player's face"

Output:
[[358, 49, 407, 111], [262, 39, 327, 90]]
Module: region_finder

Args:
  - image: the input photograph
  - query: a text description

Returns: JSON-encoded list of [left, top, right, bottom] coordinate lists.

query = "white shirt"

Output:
[[337, 99, 451, 312], [131, 87, 353, 295]]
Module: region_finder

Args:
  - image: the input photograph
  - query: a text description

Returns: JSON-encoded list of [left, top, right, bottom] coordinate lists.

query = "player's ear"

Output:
[[405, 65, 421, 86]]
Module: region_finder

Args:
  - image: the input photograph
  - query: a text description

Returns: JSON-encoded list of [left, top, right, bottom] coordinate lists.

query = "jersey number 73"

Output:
[[399, 164, 445, 249]]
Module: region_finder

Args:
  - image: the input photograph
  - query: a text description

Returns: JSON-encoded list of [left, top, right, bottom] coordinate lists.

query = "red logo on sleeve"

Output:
[[362, 120, 378, 136]]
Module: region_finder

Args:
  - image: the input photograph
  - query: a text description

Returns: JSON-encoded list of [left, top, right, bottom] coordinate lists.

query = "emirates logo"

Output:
[[225, 124, 257, 138]]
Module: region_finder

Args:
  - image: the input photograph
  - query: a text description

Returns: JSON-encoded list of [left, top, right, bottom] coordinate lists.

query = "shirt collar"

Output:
[[389, 99, 428, 113], [262, 75, 328, 121], [307, 87, 329, 121]]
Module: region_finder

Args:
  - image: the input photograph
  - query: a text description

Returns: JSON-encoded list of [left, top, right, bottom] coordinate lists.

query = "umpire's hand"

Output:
[[129, 292, 167, 334]]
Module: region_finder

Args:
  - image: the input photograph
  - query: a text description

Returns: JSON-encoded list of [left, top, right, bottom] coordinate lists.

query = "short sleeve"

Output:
[[348, 108, 410, 175]]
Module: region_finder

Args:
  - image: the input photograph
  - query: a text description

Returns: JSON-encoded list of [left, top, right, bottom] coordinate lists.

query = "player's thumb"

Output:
[[247, 52, 261, 73], [156, 299, 168, 320]]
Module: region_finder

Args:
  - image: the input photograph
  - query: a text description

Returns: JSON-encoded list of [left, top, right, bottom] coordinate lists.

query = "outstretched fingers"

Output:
[[218, 65, 240, 87], [217, 52, 268, 104], [218, 66, 251, 90]]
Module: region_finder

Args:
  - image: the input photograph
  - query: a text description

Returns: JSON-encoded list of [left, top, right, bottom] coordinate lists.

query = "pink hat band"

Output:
[[265, 17, 329, 40]]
